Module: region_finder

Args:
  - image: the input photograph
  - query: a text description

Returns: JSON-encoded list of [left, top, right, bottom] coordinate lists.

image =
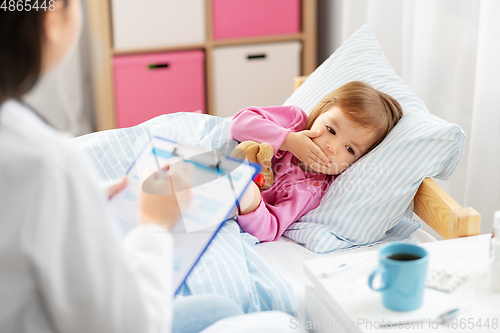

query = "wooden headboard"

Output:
[[294, 76, 480, 239]]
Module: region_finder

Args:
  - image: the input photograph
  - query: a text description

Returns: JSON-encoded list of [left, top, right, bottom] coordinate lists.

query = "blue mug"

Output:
[[368, 242, 429, 311]]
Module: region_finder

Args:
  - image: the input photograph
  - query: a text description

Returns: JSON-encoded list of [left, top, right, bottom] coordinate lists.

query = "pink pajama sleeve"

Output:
[[236, 189, 320, 242], [229, 105, 308, 157]]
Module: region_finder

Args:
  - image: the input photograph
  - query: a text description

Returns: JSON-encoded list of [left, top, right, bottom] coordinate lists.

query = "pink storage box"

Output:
[[212, 0, 301, 39], [113, 50, 205, 128]]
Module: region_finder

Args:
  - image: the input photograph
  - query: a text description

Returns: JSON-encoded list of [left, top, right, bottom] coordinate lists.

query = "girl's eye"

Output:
[[346, 146, 355, 155], [326, 125, 336, 135]]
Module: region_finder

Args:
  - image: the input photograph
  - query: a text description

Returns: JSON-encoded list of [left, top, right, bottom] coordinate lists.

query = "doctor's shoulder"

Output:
[[0, 100, 96, 189]]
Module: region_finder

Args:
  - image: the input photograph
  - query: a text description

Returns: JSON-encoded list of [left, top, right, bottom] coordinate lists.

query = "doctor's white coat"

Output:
[[0, 100, 172, 333]]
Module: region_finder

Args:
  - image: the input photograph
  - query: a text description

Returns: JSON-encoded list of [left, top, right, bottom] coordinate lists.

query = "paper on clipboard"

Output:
[[108, 136, 260, 295]]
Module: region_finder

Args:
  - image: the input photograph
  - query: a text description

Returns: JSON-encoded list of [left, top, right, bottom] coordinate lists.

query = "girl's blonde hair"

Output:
[[306, 81, 403, 153]]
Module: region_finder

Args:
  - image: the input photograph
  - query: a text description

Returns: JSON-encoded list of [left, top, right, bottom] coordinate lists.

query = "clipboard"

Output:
[[108, 136, 261, 296]]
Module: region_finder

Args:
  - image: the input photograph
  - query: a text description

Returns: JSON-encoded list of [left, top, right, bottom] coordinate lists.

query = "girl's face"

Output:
[[42, 0, 81, 73], [309, 106, 378, 175]]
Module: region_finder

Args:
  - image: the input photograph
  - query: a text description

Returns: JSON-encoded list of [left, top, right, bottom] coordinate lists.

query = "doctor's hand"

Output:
[[139, 160, 195, 230], [279, 130, 331, 173], [107, 177, 128, 199]]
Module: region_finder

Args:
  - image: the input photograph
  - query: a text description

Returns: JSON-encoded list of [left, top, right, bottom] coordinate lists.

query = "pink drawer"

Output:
[[113, 50, 205, 128], [212, 0, 301, 39]]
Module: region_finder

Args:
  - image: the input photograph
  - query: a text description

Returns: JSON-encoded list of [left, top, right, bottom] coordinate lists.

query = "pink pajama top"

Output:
[[229, 105, 334, 242]]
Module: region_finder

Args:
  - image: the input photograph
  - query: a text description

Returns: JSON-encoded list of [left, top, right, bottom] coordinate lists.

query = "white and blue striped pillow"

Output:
[[282, 24, 465, 253]]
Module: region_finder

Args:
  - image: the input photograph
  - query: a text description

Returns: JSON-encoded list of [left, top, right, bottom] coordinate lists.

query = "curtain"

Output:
[[318, 0, 500, 233]]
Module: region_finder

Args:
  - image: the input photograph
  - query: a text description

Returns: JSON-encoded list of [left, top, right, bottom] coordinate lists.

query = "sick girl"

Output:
[[230, 81, 403, 242]]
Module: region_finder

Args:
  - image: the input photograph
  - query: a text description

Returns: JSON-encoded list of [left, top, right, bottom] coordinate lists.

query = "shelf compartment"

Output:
[[212, 0, 301, 40], [212, 41, 301, 118], [113, 50, 206, 128]]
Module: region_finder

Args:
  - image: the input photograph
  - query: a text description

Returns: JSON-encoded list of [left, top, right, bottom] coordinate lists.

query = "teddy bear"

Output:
[[230, 141, 274, 190]]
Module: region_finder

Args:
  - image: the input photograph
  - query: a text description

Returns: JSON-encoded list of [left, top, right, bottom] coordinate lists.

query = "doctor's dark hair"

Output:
[[306, 81, 403, 155], [0, 0, 68, 106]]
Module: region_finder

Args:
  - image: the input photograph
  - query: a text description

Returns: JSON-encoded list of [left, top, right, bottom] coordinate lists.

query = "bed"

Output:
[[74, 24, 481, 322], [249, 73, 481, 321], [291, 75, 481, 241]]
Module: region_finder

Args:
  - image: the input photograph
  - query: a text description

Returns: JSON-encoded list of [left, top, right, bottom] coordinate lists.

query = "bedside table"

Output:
[[304, 234, 500, 333]]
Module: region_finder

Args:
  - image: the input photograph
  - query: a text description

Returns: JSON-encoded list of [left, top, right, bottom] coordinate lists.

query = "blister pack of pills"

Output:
[[426, 269, 469, 292]]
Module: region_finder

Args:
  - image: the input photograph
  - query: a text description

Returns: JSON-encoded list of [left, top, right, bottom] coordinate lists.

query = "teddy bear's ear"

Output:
[[230, 140, 261, 163], [230, 148, 247, 160], [231, 141, 253, 159]]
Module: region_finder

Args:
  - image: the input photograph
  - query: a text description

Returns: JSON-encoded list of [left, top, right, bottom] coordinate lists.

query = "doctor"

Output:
[[0, 1, 248, 332], [0, 1, 306, 332]]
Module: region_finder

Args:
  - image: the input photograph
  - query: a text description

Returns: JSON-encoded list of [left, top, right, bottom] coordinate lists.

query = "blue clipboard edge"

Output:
[[174, 157, 263, 296], [118, 136, 262, 296], [173, 221, 226, 296]]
